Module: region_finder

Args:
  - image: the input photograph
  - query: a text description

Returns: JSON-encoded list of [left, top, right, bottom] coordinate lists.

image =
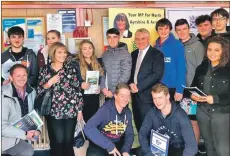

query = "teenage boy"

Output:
[[1, 26, 38, 87], [101, 28, 132, 99], [139, 83, 197, 156], [84, 83, 134, 156], [210, 8, 230, 40], [195, 15, 213, 45], [2, 64, 39, 156], [155, 18, 186, 102]]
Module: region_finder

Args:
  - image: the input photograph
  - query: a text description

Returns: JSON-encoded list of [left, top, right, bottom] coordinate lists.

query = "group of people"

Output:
[[1, 7, 229, 156]]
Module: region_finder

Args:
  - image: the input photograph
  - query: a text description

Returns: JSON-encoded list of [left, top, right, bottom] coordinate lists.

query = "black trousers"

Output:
[[46, 116, 77, 156], [82, 94, 100, 122], [86, 139, 124, 156], [132, 94, 153, 132], [197, 105, 229, 156], [168, 147, 184, 156]]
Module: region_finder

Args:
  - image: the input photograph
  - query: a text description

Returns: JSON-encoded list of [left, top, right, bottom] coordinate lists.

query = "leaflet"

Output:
[[182, 85, 207, 97], [13, 110, 43, 131], [84, 71, 100, 94]]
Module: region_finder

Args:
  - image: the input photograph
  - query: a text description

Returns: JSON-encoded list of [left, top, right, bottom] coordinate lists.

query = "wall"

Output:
[[2, 8, 108, 57]]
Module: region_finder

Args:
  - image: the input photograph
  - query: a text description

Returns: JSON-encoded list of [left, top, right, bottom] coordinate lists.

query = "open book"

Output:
[[150, 130, 169, 156], [13, 110, 44, 131], [84, 71, 100, 94], [182, 85, 207, 97]]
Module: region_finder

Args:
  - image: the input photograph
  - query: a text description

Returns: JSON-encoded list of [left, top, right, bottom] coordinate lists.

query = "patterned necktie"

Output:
[[134, 51, 143, 84]]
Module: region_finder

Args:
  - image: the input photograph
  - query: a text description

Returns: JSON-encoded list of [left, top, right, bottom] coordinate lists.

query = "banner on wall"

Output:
[[26, 18, 43, 39], [109, 8, 164, 52], [165, 7, 218, 35], [2, 18, 26, 51]]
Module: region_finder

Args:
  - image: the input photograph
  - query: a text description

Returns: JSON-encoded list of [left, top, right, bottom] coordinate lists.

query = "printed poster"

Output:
[[26, 18, 43, 39], [2, 18, 26, 51], [58, 9, 77, 33], [109, 8, 164, 52], [165, 7, 218, 35], [47, 14, 62, 34]]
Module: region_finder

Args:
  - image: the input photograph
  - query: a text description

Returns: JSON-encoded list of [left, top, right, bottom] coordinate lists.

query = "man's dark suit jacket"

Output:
[[129, 45, 164, 105], [129, 45, 164, 131]]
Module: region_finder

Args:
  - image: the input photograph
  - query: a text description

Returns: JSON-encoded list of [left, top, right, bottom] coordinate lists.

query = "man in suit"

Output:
[[129, 28, 164, 131]]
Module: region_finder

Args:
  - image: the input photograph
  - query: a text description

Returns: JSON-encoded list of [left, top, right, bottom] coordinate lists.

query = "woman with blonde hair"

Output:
[[76, 40, 105, 122], [37, 42, 83, 156]]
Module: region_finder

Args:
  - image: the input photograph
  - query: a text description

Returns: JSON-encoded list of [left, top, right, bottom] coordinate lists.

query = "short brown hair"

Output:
[[151, 83, 169, 95], [115, 83, 130, 94], [48, 42, 68, 63]]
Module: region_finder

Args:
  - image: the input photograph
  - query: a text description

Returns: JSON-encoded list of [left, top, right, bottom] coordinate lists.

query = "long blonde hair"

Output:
[[76, 40, 104, 80]]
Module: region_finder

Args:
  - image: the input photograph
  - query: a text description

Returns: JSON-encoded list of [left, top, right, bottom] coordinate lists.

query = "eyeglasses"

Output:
[[212, 17, 227, 22]]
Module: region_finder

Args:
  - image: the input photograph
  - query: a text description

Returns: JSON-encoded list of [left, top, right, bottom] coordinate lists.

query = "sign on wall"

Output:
[[109, 8, 164, 52]]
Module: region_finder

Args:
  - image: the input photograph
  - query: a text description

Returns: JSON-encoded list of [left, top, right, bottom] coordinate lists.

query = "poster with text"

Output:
[[58, 9, 76, 33], [47, 14, 62, 34], [26, 18, 43, 39], [166, 7, 218, 36], [109, 8, 164, 53], [2, 18, 26, 51]]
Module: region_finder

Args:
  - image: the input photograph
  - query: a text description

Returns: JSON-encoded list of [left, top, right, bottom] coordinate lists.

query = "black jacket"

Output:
[[129, 46, 164, 105], [191, 58, 230, 109], [1, 47, 38, 87]]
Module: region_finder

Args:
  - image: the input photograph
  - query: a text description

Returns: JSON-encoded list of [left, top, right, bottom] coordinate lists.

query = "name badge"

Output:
[[150, 130, 169, 156], [164, 57, 171, 63]]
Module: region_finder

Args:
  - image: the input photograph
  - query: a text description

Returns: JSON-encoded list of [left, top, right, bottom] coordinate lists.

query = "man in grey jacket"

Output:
[[2, 64, 39, 156], [175, 19, 205, 87], [101, 28, 132, 98]]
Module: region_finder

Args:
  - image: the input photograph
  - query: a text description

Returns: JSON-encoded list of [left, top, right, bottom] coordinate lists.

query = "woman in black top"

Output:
[[76, 40, 105, 122], [191, 36, 230, 156]]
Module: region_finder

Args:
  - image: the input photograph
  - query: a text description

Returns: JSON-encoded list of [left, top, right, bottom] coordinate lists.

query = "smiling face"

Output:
[[197, 20, 213, 38], [47, 32, 60, 47], [107, 34, 120, 48], [9, 67, 28, 88], [157, 25, 171, 41], [151, 91, 170, 110], [116, 19, 126, 31], [114, 88, 131, 108], [175, 24, 190, 42], [207, 42, 223, 66], [135, 31, 150, 50], [81, 42, 94, 59], [9, 34, 24, 48], [54, 47, 68, 63]]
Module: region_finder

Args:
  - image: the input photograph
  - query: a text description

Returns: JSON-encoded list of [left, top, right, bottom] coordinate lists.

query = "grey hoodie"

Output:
[[1, 83, 36, 152], [183, 33, 205, 86], [101, 42, 132, 93]]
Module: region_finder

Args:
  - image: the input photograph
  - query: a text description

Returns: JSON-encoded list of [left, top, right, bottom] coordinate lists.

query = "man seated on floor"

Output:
[[84, 83, 134, 156], [139, 83, 197, 156], [2, 64, 40, 156]]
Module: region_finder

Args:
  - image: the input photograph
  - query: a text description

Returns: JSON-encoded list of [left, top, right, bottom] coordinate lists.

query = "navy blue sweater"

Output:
[[84, 98, 134, 153], [139, 102, 197, 156]]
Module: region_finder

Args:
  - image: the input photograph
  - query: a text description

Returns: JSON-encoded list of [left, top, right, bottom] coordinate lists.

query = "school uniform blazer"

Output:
[[129, 45, 164, 104]]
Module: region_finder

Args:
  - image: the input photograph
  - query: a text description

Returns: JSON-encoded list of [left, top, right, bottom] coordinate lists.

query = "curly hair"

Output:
[[206, 36, 230, 67]]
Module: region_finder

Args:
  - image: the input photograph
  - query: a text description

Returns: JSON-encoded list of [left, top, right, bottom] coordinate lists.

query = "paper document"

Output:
[[84, 71, 100, 94], [13, 110, 44, 131], [182, 85, 207, 97]]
